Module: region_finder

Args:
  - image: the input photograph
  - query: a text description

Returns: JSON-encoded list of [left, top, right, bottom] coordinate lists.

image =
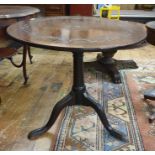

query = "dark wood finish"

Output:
[[0, 5, 40, 39], [28, 51, 126, 141], [95, 10, 155, 82], [144, 21, 155, 123], [7, 16, 146, 51], [0, 47, 16, 58], [0, 5, 40, 84], [144, 88, 155, 123], [26, 4, 67, 16], [70, 4, 93, 16], [7, 45, 29, 85], [7, 16, 146, 83], [135, 4, 155, 10], [43, 4, 66, 16], [146, 21, 155, 45], [144, 89, 155, 100], [0, 5, 39, 19], [0, 44, 30, 85], [95, 10, 154, 83], [7, 16, 146, 141], [28, 52, 126, 141], [97, 49, 121, 83]]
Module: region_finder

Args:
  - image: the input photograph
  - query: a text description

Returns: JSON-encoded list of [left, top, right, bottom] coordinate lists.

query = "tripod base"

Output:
[[28, 51, 126, 142], [28, 88, 126, 141]]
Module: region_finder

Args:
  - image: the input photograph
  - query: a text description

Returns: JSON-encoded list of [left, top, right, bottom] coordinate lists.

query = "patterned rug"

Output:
[[1, 46, 155, 150], [52, 60, 155, 151]]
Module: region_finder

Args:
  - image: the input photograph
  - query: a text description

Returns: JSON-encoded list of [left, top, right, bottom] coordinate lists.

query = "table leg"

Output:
[[144, 89, 155, 100], [28, 93, 74, 139], [144, 89, 155, 123], [97, 50, 121, 83], [22, 45, 29, 85], [82, 92, 126, 141], [28, 51, 126, 141], [27, 46, 33, 64], [8, 45, 29, 85]]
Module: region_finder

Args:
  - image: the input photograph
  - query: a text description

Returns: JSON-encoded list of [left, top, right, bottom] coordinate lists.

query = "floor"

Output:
[[0, 43, 155, 150]]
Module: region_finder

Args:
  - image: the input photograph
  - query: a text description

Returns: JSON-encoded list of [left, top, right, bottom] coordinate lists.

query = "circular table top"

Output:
[[7, 16, 147, 52], [0, 5, 40, 19]]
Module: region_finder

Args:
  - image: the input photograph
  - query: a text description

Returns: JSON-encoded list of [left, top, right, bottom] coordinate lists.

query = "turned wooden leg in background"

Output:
[[27, 46, 33, 64], [97, 50, 121, 83], [144, 89, 155, 123], [9, 44, 29, 85]]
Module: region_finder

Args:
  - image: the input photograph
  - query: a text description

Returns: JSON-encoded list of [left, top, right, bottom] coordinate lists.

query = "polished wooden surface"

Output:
[[0, 5, 40, 85], [26, 4, 67, 16], [7, 16, 146, 51], [0, 5, 40, 19], [146, 21, 155, 46], [146, 21, 155, 29], [0, 5, 40, 44], [0, 5, 40, 30]]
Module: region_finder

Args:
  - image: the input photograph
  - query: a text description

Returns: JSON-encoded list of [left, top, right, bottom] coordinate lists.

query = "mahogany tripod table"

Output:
[[7, 16, 146, 141], [0, 5, 40, 84]]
